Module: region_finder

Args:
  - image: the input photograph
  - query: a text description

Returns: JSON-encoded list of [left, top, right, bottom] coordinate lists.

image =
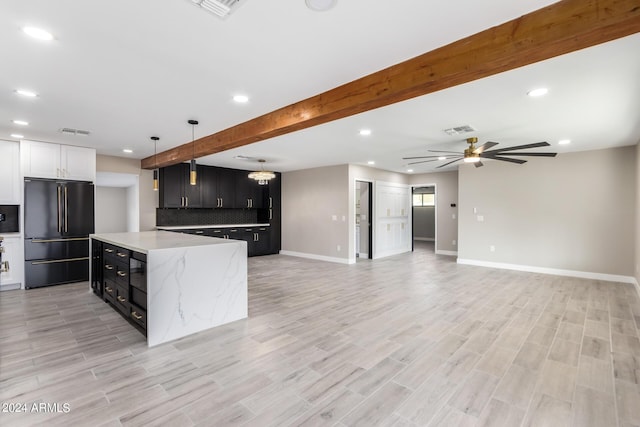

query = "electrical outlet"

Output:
[[452, 240, 457, 246], [452, 213, 456, 219], [337, 245, 341, 252], [490, 245, 495, 252], [477, 215, 484, 222], [342, 215, 346, 221], [332, 215, 337, 221]]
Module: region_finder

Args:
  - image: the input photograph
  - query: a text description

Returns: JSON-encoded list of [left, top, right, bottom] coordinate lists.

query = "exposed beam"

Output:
[[142, 0, 640, 169]]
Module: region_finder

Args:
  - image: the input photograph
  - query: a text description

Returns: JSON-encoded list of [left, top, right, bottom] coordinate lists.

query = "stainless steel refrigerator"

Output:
[[24, 178, 95, 289]]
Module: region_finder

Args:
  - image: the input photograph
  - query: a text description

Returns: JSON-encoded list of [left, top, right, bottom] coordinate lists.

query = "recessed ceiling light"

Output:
[[22, 26, 54, 41], [306, 0, 337, 11], [12, 120, 29, 126], [11, 134, 24, 139], [15, 89, 38, 97], [558, 139, 571, 145], [367, 161, 375, 165], [527, 87, 548, 97], [233, 94, 249, 103], [359, 129, 371, 136], [438, 156, 447, 160], [407, 169, 414, 173], [123, 149, 133, 153]]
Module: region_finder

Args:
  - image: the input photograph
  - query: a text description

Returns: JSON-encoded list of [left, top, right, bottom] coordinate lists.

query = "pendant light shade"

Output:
[[151, 136, 160, 191], [188, 120, 198, 186]]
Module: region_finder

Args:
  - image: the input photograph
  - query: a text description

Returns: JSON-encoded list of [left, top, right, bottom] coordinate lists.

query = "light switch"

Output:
[[452, 213, 456, 219], [342, 215, 346, 221], [477, 215, 484, 222], [332, 215, 337, 221]]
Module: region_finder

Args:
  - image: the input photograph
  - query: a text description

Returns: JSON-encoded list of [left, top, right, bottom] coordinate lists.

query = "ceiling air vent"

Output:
[[443, 125, 476, 136], [190, 0, 243, 19], [59, 128, 91, 136]]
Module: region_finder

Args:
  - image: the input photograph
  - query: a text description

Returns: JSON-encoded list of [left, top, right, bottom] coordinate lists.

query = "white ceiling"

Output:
[[2, 0, 639, 174]]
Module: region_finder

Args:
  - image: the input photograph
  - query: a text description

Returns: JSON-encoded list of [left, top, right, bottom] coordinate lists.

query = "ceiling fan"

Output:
[[403, 137, 557, 168]]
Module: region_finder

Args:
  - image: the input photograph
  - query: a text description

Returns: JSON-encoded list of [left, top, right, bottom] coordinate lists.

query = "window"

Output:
[[413, 193, 434, 206]]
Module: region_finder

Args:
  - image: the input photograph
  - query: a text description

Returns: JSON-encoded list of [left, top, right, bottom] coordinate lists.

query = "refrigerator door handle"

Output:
[[57, 185, 62, 233], [64, 185, 68, 233]]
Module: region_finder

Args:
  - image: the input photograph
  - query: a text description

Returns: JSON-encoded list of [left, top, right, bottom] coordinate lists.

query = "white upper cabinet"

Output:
[[61, 144, 96, 181], [21, 140, 96, 182], [0, 140, 21, 203]]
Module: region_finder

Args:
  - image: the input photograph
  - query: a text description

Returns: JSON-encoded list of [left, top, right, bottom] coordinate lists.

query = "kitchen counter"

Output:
[[156, 223, 269, 230], [91, 231, 247, 347]]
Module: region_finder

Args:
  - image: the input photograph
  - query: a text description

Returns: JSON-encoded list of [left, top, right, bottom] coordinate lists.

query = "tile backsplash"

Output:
[[156, 208, 257, 226]]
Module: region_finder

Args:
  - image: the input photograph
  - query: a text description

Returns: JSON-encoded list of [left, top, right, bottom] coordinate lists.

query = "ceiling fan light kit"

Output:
[[305, 0, 337, 12]]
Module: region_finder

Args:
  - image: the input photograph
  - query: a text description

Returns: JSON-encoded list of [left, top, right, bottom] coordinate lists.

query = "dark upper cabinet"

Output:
[[200, 167, 239, 208], [159, 163, 203, 208], [235, 172, 266, 209]]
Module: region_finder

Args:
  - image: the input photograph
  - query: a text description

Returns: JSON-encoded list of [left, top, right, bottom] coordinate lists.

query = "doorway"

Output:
[[355, 180, 373, 260], [412, 186, 436, 252]]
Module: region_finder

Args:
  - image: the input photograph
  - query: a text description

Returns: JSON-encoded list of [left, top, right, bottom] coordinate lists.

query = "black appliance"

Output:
[[24, 179, 95, 289], [0, 205, 19, 233]]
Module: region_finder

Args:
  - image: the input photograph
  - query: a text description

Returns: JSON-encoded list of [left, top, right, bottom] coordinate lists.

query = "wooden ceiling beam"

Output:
[[142, 0, 640, 169]]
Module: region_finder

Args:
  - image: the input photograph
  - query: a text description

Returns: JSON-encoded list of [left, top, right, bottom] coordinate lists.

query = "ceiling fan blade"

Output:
[[407, 159, 440, 165], [402, 155, 443, 160], [427, 149, 465, 154], [436, 158, 463, 169], [474, 161, 483, 168], [484, 152, 557, 157], [483, 141, 550, 155], [472, 141, 498, 154], [490, 156, 527, 164]]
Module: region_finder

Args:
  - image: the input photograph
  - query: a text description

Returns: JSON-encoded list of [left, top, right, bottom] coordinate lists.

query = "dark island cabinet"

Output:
[[91, 239, 147, 335], [159, 163, 203, 208]]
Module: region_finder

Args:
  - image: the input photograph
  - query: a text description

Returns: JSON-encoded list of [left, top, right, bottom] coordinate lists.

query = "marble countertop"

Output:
[[91, 230, 243, 254], [156, 223, 270, 230]]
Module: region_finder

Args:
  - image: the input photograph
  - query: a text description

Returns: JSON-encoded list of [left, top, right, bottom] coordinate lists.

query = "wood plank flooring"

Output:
[[1, 241, 639, 426]]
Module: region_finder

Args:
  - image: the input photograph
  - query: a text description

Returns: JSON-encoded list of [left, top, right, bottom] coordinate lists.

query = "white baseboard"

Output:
[[436, 250, 458, 256], [414, 237, 435, 242], [357, 252, 369, 258], [633, 277, 640, 299], [457, 258, 637, 284], [0, 283, 22, 291], [279, 250, 355, 265]]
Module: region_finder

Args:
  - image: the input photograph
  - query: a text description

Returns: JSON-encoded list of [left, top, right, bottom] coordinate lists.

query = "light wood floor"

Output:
[[1, 241, 640, 426]]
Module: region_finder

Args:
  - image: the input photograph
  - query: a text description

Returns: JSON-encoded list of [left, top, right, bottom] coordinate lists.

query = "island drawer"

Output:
[[130, 305, 147, 329], [103, 279, 116, 303], [114, 285, 130, 314], [114, 262, 129, 285], [104, 243, 130, 261]]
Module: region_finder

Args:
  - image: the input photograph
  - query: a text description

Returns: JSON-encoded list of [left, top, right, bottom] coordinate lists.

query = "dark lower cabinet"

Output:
[[92, 239, 147, 336], [173, 226, 273, 256]]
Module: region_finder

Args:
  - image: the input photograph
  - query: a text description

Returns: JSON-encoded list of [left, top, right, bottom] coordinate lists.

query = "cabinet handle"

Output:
[[0, 261, 9, 273], [269, 197, 272, 209], [105, 286, 113, 293], [117, 252, 127, 258], [269, 209, 272, 220], [105, 264, 114, 270], [117, 295, 126, 303], [57, 168, 61, 177], [117, 271, 127, 277], [185, 197, 189, 207], [105, 248, 114, 253], [63, 168, 68, 178], [131, 311, 142, 320], [195, 230, 204, 234]]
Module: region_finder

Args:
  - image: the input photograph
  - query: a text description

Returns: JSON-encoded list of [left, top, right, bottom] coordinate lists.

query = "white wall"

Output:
[[95, 187, 128, 233], [409, 171, 459, 254], [458, 146, 636, 279], [96, 155, 157, 231]]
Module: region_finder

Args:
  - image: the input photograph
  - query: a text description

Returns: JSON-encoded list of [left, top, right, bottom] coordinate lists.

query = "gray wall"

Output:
[[636, 141, 640, 285], [458, 145, 636, 276], [96, 155, 157, 231], [413, 207, 435, 239], [282, 164, 350, 260], [95, 187, 128, 233], [409, 171, 459, 254]]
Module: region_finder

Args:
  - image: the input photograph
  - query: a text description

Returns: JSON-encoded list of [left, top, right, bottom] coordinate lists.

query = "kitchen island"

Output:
[[90, 231, 247, 347]]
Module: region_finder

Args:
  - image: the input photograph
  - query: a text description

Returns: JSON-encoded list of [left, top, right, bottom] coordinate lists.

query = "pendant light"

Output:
[[188, 120, 198, 185], [248, 159, 276, 185], [151, 136, 160, 191]]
